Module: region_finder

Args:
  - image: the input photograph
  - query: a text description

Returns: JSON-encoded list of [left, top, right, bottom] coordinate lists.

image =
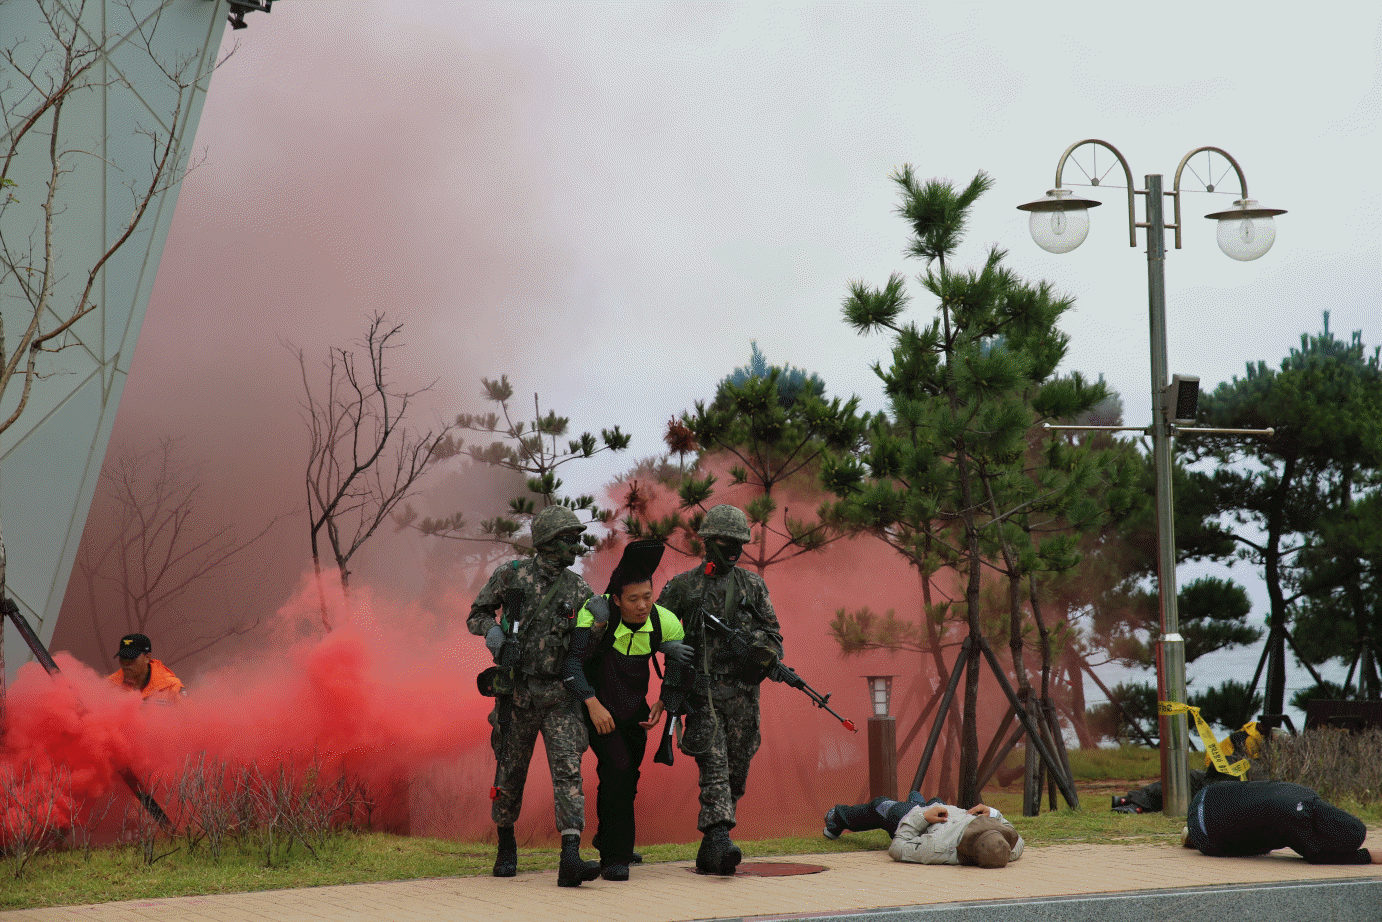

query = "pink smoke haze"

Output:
[[7, 576, 492, 841], [18, 497, 1015, 850]]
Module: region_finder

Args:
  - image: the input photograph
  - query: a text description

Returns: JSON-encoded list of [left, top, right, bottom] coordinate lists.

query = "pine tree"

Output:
[[403, 375, 630, 555], [1185, 315, 1382, 715], [621, 347, 866, 575], [1052, 448, 1260, 743], [1281, 320, 1382, 700], [823, 168, 1118, 808]]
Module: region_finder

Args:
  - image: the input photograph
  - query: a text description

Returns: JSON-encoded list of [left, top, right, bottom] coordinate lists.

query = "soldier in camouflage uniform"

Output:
[[468, 505, 601, 887], [656, 504, 783, 875]]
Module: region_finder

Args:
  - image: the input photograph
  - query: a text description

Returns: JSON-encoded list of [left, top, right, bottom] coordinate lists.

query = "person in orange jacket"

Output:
[[107, 633, 185, 703]]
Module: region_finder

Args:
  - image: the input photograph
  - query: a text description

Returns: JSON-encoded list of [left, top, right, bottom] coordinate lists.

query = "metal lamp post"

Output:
[[1018, 140, 1284, 817], [864, 675, 898, 800]]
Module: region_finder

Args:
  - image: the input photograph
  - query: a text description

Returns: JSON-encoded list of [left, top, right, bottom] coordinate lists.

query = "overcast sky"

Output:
[[76, 2, 1382, 710], [145, 0, 1382, 448]]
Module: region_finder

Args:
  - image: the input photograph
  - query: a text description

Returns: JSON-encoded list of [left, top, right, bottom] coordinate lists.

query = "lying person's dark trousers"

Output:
[[1186, 780, 1371, 864], [1114, 769, 1235, 813], [827, 794, 939, 837]]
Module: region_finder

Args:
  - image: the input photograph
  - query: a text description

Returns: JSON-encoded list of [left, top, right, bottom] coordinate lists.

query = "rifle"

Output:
[[652, 662, 691, 766], [2, 597, 173, 826], [488, 587, 523, 800], [653, 608, 856, 767], [767, 661, 856, 732], [698, 606, 856, 731]]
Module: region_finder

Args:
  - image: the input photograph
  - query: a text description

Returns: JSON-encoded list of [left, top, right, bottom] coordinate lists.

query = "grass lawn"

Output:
[[4, 747, 1379, 912], [0, 816, 1181, 912]]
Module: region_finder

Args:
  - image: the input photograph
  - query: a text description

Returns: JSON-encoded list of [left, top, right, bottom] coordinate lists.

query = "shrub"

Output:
[[1087, 681, 1158, 744], [1, 763, 69, 879], [3, 753, 372, 876], [1258, 727, 1382, 805]]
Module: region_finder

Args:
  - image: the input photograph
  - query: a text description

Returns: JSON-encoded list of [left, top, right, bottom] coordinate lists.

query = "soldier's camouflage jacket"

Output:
[[468, 554, 593, 680], [657, 563, 782, 685]]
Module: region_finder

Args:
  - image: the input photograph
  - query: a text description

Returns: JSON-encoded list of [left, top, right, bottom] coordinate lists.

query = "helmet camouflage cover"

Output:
[[697, 504, 751, 543], [531, 505, 586, 547]]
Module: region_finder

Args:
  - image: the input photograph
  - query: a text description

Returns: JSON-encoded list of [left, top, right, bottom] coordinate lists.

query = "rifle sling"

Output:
[[505, 569, 569, 635]]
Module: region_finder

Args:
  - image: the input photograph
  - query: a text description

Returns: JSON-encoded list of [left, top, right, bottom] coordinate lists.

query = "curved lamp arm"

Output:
[[1053, 138, 1138, 247], [1171, 146, 1250, 250]]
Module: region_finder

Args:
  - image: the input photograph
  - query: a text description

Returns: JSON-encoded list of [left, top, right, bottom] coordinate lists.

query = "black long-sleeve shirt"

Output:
[[1191, 781, 1371, 864]]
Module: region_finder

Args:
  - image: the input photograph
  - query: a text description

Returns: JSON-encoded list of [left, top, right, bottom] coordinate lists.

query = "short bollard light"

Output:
[[864, 675, 897, 799], [866, 674, 894, 718]]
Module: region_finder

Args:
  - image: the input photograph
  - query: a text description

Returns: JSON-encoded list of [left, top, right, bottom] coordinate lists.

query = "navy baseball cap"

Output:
[[115, 633, 152, 659]]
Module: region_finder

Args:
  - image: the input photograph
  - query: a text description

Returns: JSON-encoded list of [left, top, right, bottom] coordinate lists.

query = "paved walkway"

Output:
[[3, 841, 1379, 922]]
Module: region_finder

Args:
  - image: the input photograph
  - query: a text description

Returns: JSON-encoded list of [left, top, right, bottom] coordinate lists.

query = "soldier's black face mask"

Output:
[[544, 532, 585, 567], [703, 538, 743, 575]]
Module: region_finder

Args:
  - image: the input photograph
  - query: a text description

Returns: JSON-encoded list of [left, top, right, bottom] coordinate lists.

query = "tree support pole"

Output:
[[909, 636, 971, 794], [975, 722, 1027, 792], [1282, 629, 1328, 689], [1246, 639, 1272, 701], [975, 704, 1017, 784], [1044, 698, 1077, 798], [1078, 655, 1158, 748], [896, 680, 946, 764], [978, 636, 1079, 809]]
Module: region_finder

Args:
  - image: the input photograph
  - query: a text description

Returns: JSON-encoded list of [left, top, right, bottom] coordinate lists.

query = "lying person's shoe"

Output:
[[823, 806, 845, 840]]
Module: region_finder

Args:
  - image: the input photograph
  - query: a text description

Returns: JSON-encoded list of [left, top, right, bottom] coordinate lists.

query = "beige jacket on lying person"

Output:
[[887, 804, 1025, 865]]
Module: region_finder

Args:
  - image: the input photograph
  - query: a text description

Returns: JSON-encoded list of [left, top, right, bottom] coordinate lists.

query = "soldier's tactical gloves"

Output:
[[659, 640, 695, 667], [485, 624, 506, 660], [586, 595, 611, 624]]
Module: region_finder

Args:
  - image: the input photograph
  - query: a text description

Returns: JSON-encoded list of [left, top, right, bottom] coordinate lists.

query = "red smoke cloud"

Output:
[[7, 574, 495, 843], [26, 3, 1030, 851], [14, 508, 1015, 852], [51, 3, 603, 674]]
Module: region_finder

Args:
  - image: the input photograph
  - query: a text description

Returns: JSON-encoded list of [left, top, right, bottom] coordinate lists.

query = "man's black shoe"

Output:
[[601, 863, 630, 881], [823, 806, 845, 840], [696, 824, 741, 876]]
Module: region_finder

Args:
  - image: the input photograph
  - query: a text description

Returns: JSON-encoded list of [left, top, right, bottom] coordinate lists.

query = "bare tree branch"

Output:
[[288, 312, 452, 629], [1, 0, 203, 435], [74, 437, 286, 666]]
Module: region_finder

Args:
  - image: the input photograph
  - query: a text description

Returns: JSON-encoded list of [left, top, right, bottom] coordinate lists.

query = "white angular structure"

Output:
[[1, 0, 231, 682]]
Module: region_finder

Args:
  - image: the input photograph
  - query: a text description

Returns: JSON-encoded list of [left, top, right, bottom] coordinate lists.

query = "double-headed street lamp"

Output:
[[1018, 140, 1284, 817]]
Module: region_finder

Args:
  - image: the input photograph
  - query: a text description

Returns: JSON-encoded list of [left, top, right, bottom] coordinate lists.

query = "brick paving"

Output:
[[2, 838, 1379, 922]]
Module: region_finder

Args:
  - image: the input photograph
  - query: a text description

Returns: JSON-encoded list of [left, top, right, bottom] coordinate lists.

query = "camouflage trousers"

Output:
[[681, 681, 760, 832], [492, 678, 589, 832]]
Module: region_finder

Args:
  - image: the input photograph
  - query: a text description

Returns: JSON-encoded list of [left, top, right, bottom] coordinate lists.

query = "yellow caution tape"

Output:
[[1157, 701, 1251, 778]]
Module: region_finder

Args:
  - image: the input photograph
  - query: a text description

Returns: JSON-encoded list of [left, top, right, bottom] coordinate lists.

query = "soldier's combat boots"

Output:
[[493, 825, 517, 878], [695, 823, 741, 876], [556, 833, 601, 887]]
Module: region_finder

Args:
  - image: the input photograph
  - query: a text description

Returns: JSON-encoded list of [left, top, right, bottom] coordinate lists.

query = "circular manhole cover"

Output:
[[687, 861, 828, 877]]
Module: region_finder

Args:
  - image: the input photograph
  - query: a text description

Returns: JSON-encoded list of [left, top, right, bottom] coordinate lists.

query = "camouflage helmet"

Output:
[[697, 504, 751, 543], [531, 505, 586, 547]]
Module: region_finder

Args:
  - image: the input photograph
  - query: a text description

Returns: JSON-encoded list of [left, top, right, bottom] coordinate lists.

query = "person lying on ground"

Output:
[[1182, 779, 1382, 865], [824, 794, 1024, 867], [1113, 718, 1278, 814]]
